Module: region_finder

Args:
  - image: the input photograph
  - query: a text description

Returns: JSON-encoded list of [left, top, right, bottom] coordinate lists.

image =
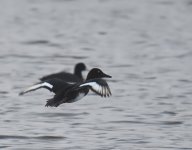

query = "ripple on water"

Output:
[[108, 120, 183, 126], [20, 40, 64, 49], [31, 112, 89, 118], [159, 121, 183, 125], [0, 146, 10, 149], [51, 54, 87, 59], [21, 40, 50, 45], [161, 111, 177, 116], [178, 79, 192, 83], [0, 135, 65, 140], [0, 91, 8, 94]]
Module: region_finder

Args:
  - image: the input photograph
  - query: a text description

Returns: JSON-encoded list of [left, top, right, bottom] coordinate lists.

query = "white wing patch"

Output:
[[80, 82, 111, 97], [42, 82, 53, 89], [80, 82, 100, 90], [19, 82, 53, 95]]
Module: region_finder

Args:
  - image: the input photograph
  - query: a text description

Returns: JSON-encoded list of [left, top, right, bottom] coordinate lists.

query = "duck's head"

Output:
[[75, 63, 86, 73], [86, 68, 112, 80]]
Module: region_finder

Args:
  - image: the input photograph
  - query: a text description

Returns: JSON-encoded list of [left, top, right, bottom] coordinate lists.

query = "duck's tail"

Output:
[[45, 98, 60, 107]]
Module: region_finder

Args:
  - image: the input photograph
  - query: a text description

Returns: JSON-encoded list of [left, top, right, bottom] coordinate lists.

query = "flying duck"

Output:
[[40, 63, 86, 82], [19, 68, 112, 107]]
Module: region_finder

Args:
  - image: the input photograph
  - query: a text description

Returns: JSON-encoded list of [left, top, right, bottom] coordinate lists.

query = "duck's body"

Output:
[[40, 63, 86, 82], [20, 68, 112, 107]]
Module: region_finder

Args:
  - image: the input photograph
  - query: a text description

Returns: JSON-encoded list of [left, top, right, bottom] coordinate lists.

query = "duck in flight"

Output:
[[19, 68, 112, 107], [40, 62, 86, 83]]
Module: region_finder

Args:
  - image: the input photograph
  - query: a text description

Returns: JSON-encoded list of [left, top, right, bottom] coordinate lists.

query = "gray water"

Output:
[[0, 0, 192, 149]]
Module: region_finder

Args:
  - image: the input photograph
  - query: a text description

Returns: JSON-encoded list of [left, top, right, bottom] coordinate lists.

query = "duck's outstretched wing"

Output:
[[79, 79, 111, 97], [19, 78, 71, 95]]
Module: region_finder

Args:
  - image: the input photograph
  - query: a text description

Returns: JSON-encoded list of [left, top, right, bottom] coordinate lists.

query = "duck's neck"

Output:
[[74, 69, 83, 80]]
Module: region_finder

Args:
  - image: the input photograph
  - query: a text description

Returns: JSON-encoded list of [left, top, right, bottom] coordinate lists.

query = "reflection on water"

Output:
[[0, 0, 192, 149]]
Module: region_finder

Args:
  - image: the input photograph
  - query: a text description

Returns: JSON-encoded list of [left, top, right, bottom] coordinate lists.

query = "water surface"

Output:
[[0, 0, 192, 149]]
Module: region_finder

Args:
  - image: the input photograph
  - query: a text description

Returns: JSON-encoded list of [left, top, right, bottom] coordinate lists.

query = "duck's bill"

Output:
[[103, 73, 112, 78]]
